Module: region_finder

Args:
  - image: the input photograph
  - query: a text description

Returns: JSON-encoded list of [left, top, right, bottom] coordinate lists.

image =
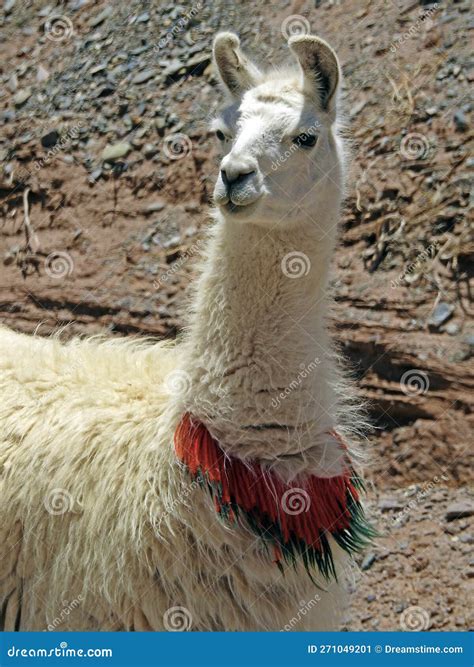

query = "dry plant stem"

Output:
[[22, 188, 40, 254]]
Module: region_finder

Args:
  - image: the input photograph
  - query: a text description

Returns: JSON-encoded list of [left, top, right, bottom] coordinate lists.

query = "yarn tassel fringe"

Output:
[[174, 413, 376, 581]]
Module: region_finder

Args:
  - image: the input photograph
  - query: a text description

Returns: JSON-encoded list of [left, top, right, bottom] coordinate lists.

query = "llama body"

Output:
[[0, 33, 367, 631]]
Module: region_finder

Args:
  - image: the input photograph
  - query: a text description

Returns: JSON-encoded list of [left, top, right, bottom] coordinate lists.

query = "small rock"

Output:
[[154, 117, 167, 135], [143, 143, 158, 158], [445, 502, 474, 522], [361, 553, 376, 571], [136, 11, 150, 23], [41, 129, 59, 148], [428, 302, 454, 329], [89, 168, 102, 183], [378, 498, 404, 512], [13, 88, 32, 107], [7, 74, 18, 93], [366, 594, 376, 602], [162, 59, 186, 82], [89, 5, 113, 27], [453, 111, 468, 132], [102, 142, 132, 162], [445, 322, 460, 336], [132, 69, 156, 85], [36, 64, 50, 83], [143, 201, 166, 215], [4, 0, 15, 14], [186, 53, 211, 76]]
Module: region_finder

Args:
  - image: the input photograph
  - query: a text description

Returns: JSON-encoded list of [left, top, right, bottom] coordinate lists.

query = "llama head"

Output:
[[211, 32, 344, 230]]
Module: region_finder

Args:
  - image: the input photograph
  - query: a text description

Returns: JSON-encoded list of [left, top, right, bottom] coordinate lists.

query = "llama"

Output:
[[0, 32, 372, 631]]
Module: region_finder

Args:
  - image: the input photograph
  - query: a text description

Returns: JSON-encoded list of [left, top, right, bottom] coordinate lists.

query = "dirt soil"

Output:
[[0, 0, 472, 631]]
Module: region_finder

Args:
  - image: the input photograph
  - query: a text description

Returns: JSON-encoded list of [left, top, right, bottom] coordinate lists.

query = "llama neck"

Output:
[[180, 212, 344, 475]]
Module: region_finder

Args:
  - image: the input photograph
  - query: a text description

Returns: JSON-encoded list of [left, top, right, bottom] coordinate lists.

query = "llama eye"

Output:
[[216, 130, 226, 141], [292, 133, 317, 148]]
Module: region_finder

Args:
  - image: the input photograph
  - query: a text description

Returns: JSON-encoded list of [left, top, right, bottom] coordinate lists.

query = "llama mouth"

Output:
[[224, 197, 262, 215]]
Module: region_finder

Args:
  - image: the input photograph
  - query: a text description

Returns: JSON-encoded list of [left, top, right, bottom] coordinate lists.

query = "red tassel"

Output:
[[174, 413, 370, 575]]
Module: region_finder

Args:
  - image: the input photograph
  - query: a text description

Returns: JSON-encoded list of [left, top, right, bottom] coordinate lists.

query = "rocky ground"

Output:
[[0, 0, 472, 631]]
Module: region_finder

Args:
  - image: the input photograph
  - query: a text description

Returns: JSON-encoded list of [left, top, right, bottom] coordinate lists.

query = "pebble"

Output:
[[36, 64, 50, 83], [13, 88, 32, 107], [143, 202, 166, 215], [378, 498, 404, 512], [41, 129, 59, 148], [89, 6, 113, 27], [4, 0, 15, 13], [428, 302, 454, 329], [102, 142, 132, 162], [132, 69, 156, 85], [136, 11, 150, 23], [445, 322, 460, 336], [7, 74, 18, 93], [445, 502, 474, 522], [143, 143, 158, 158], [361, 553, 376, 571], [453, 110, 468, 132]]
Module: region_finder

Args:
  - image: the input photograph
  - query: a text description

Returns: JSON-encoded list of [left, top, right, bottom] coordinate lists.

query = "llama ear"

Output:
[[213, 32, 261, 98], [288, 35, 340, 115]]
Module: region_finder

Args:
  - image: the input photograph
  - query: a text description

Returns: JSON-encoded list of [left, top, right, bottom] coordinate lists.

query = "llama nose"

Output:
[[220, 154, 258, 191], [221, 168, 256, 189]]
